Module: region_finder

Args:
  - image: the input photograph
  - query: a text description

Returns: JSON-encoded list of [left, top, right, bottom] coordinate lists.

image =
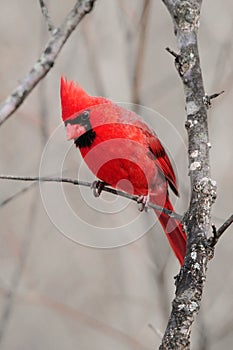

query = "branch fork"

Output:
[[0, 0, 97, 125], [166, 47, 190, 77], [203, 91, 225, 109]]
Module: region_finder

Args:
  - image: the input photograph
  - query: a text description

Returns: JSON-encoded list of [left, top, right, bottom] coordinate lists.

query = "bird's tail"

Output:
[[152, 196, 186, 265]]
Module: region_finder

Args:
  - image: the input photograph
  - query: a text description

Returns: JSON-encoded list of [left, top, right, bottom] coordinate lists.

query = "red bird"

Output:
[[60, 77, 186, 264]]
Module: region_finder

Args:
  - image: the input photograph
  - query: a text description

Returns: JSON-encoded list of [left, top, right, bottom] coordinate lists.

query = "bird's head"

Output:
[[60, 77, 108, 146]]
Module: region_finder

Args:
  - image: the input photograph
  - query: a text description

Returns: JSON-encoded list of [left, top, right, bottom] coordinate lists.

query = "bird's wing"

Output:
[[148, 134, 179, 196]]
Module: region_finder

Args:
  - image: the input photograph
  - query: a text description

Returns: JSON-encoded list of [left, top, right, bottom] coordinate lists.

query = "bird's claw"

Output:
[[137, 194, 150, 212], [91, 180, 105, 197]]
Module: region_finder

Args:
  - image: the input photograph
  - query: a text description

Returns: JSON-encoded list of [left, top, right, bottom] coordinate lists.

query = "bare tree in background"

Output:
[[0, 1, 232, 349]]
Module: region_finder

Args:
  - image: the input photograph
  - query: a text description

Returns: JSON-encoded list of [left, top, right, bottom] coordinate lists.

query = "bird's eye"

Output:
[[80, 110, 89, 121]]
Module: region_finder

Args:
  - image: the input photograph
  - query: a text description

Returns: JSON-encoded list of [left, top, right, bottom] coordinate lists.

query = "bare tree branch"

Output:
[[0, 0, 96, 126], [132, 0, 152, 107], [0, 193, 39, 344], [38, 2, 50, 144], [0, 287, 150, 350], [0, 183, 36, 207], [209, 214, 233, 247], [0, 174, 183, 221], [160, 0, 217, 348], [215, 214, 233, 239], [81, 23, 106, 96], [39, 0, 55, 33]]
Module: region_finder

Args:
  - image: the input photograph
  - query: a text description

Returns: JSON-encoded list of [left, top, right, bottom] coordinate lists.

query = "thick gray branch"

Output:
[[0, 0, 96, 126], [160, 0, 217, 349]]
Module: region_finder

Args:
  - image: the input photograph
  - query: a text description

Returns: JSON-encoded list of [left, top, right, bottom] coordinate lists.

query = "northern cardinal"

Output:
[[60, 77, 186, 264]]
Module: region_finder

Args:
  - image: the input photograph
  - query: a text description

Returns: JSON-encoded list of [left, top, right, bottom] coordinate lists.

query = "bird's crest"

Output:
[[60, 77, 107, 122]]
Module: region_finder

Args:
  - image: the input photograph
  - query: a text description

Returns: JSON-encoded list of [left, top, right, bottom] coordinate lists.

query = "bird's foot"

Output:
[[91, 180, 106, 197], [137, 194, 150, 212]]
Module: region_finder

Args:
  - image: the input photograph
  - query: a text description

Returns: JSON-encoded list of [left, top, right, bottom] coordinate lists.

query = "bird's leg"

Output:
[[137, 194, 150, 212], [91, 180, 106, 197]]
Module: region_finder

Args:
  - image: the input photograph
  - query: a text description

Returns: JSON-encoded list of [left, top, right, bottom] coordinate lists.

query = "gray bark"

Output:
[[160, 1, 217, 349]]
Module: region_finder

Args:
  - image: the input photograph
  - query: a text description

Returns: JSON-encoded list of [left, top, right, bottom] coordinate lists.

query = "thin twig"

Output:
[[39, 3, 50, 144], [0, 191, 39, 344], [148, 323, 163, 339], [165, 47, 178, 58], [132, 0, 152, 107], [209, 214, 233, 247], [216, 214, 233, 238], [0, 174, 183, 221], [0, 0, 96, 126], [81, 23, 106, 97], [203, 91, 225, 109], [0, 182, 37, 207], [38, 0, 55, 33]]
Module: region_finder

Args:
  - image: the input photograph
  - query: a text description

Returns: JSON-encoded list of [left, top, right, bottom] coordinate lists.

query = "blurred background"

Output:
[[0, 1, 233, 349]]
